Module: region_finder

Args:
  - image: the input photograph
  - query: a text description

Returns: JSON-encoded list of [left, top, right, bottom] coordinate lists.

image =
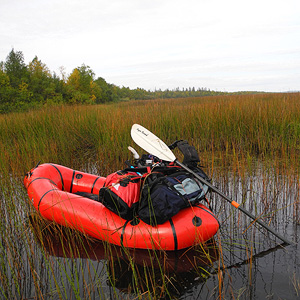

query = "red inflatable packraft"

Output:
[[24, 163, 219, 250]]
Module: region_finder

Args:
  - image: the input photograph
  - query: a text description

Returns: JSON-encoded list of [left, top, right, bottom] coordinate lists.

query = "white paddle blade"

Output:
[[131, 124, 176, 162]]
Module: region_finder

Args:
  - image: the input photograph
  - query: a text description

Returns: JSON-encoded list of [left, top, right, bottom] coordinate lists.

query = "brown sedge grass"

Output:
[[0, 92, 299, 176], [0, 92, 299, 299]]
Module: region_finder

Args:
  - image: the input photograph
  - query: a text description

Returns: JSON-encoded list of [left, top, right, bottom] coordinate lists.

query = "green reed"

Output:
[[0, 92, 299, 177]]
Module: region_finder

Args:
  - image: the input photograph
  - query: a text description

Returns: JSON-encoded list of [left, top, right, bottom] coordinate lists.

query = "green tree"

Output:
[[94, 77, 116, 103], [0, 69, 15, 110], [4, 49, 29, 89], [66, 64, 98, 103], [28, 56, 53, 103], [49, 72, 65, 104], [17, 81, 33, 104]]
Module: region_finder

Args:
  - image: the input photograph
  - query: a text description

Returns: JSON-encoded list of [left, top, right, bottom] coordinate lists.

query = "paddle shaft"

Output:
[[175, 160, 292, 245], [130, 123, 292, 245]]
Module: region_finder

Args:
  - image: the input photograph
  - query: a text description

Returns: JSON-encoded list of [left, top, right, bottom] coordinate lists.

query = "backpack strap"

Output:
[[122, 165, 182, 176]]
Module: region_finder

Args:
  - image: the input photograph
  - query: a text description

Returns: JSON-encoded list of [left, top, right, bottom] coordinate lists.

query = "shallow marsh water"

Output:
[[0, 162, 299, 300]]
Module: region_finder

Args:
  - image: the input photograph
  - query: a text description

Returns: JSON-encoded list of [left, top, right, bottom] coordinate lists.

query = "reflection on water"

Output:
[[29, 215, 219, 299], [1, 163, 299, 299], [205, 165, 299, 300]]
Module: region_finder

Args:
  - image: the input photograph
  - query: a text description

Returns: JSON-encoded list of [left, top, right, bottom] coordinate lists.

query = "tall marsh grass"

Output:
[[0, 92, 299, 177], [0, 92, 299, 299]]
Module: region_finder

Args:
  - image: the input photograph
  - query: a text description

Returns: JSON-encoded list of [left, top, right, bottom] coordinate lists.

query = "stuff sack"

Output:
[[99, 171, 141, 220], [138, 168, 210, 226]]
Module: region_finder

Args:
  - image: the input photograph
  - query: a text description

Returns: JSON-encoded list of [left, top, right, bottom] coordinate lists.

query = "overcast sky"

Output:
[[1, 0, 300, 92]]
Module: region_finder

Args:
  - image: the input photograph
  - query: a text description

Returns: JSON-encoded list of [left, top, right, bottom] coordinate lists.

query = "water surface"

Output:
[[1, 162, 299, 299]]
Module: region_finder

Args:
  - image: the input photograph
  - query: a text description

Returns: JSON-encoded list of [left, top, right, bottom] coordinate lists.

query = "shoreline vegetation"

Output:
[[0, 92, 299, 178], [0, 49, 267, 114]]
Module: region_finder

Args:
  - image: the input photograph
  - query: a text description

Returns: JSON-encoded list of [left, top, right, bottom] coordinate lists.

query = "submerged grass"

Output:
[[0, 92, 299, 299]]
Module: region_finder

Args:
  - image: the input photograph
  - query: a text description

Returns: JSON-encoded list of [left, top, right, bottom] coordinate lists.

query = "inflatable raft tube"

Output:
[[24, 163, 219, 251]]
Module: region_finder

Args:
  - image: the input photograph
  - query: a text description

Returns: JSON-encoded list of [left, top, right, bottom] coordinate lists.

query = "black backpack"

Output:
[[138, 167, 210, 226]]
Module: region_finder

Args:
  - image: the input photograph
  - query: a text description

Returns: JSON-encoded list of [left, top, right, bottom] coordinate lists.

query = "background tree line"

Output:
[[0, 49, 121, 113], [0, 49, 254, 114]]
